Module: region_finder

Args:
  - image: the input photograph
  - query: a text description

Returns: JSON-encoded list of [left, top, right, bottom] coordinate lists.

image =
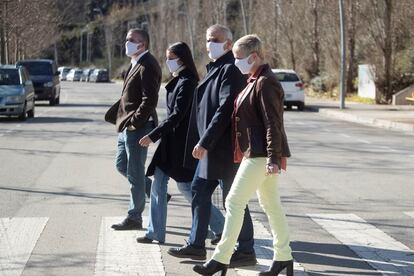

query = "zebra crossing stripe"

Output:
[[309, 213, 414, 275], [0, 217, 48, 276], [404, 212, 414, 218], [235, 218, 308, 276], [94, 216, 165, 276]]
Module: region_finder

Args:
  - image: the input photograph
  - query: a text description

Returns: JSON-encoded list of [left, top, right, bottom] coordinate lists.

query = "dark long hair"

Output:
[[168, 42, 199, 81]]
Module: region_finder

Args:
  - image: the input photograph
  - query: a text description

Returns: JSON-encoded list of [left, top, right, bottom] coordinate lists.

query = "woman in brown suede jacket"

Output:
[[194, 34, 293, 276]]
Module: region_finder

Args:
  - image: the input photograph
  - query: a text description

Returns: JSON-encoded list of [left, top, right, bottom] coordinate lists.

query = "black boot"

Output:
[[193, 259, 228, 275], [259, 260, 293, 276]]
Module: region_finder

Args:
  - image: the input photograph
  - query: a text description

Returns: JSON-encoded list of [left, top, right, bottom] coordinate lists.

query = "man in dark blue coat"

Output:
[[168, 24, 256, 267]]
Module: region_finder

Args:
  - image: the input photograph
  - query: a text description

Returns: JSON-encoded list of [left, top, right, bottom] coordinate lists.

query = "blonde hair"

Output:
[[233, 34, 263, 58]]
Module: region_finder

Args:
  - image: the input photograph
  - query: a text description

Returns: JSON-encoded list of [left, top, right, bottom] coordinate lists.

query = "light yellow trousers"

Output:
[[212, 157, 293, 264]]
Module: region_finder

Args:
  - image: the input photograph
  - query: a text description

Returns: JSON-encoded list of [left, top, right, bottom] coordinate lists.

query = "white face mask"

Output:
[[125, 41, 141, 57], [207, 41, 227, 60], [166, 58, 181, 73], [235, 54, 254, 75]]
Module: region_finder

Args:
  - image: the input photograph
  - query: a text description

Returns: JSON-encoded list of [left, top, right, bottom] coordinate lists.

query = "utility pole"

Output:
[[339, 0, 346, 109]]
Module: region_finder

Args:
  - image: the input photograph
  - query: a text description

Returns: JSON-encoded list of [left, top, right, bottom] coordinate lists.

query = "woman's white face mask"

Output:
[[206, 41, 227, 60], [125, 41, 141, 57], [166, 58, 181, 73], [235, 54, 254, 75]]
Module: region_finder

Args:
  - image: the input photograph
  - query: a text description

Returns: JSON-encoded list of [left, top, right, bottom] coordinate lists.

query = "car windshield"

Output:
[[0, 69, 20, 85], [275, 73, 300, 82], [19, 62, 52, 76], [63, 68, 71, 73]]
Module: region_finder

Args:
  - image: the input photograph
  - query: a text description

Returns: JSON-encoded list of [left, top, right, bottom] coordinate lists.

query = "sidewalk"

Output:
[[306, 97, 414, 133]]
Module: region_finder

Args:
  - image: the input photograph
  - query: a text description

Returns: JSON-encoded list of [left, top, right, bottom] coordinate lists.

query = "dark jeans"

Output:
[[189, 164, 254, 253]]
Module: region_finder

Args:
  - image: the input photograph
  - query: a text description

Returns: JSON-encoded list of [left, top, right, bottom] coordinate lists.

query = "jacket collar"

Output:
[[235, 64, 271, 110], [247, 64, 269, 83], [165, 68, 194, 91], [198, 51, 234, 89], [206, 51, 234, 71]]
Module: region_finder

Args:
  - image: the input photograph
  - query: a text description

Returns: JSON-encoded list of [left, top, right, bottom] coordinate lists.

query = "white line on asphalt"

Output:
[[308, 213, 414, 275], [16, 124, 21, 128], [0, 217, 48, 276], [94, 216, 165, 276], [340, 133, 352, 138], [235, 218, 308, 276], [404, 212, 414, 218], [357, 138, 371, 144]]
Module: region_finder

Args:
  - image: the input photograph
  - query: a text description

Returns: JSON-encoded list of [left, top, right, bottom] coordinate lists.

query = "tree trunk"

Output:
[[346, 0, 357, 94], [311, 0, 320, 77], [383, 0, 393, 101]]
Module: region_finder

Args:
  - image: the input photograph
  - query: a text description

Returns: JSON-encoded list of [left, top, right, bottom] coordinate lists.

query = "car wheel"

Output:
[[18, 102, 27, 121], [298, 102, 305, 111], [27, 100, 35, 118]]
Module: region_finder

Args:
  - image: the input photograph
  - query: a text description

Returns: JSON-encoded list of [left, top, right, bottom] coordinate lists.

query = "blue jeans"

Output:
[[145, 167, 224, 242], [176, 181, 224, 236], [145, 167, 190, 242], [189, 164, 254, 252], [115, 122, 153, 224]]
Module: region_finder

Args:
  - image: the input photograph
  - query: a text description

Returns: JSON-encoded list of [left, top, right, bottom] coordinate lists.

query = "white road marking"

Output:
[[0, 217, 48, 276], [309, 213, 414, 275], [340, 133, 352, 138], [404, 212, 414, 218], [357, 138, 371, 144], [235, 218, 308, 276], [94, 216, 165, 276]]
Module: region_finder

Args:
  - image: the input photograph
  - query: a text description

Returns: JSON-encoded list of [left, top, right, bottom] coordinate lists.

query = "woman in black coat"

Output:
[[137, 42, 223, 244]]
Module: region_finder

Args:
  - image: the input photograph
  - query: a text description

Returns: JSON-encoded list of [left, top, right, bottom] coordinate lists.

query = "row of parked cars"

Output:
[[58, 67, 109, 83], [0, 59, 61, 120]]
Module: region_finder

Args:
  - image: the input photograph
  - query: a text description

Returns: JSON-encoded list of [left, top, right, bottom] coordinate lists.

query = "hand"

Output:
[[281, 157, 287, 171], [139, 135, 153, 147], [192, 144, 207, 160], [266, 163, 280, 176]]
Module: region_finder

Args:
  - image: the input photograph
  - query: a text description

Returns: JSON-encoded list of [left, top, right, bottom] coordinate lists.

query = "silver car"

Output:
[[0, 65, 35, 120]]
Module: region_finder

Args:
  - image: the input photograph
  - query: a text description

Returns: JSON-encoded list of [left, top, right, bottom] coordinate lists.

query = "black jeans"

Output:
[[188, 164, 254, 253]]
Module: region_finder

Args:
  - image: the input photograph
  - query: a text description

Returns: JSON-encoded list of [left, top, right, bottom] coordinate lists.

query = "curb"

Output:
[[318, 108, 414, 133]]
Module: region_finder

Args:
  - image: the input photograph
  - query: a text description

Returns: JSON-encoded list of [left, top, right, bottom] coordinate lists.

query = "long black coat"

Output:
[[184, 51, 247, 180], [146, 68, 197, 182]]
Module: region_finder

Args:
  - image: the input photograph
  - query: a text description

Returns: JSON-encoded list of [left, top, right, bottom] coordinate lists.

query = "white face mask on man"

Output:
[[206, 41, 227, 60], [235, 54, 254, 75], [125, 41, 142, 57], [166, 58, 181, 73]]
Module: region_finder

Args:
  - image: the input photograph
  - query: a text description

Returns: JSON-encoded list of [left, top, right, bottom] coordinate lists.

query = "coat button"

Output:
[[235, 117, 240, 122], [236, 132, 241, 137]]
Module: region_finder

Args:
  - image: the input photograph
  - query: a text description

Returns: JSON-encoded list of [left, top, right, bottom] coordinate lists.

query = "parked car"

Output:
[[272, 69, 305, 111], [0, 65, 35, 120], [16, 59, 60, 106], [58, 66, 72, 81], [66, 68, 83, 82], [89, 69, 109, 82], [81, 68, 95, 82]]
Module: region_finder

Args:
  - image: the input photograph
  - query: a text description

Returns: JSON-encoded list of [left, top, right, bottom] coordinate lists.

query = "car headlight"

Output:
[[6, 95, 25, 104], [44, 82, 54, 87]]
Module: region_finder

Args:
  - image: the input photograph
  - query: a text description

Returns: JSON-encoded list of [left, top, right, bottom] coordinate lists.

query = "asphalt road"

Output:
[[0, 81, 413, 276]]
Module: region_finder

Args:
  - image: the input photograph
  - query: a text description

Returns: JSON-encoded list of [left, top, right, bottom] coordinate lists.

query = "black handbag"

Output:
[[104, 99, 120, 125]]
